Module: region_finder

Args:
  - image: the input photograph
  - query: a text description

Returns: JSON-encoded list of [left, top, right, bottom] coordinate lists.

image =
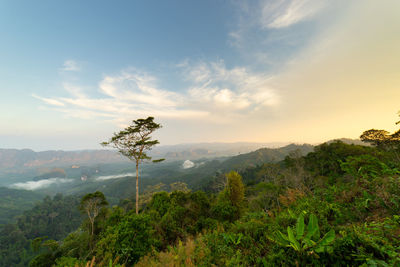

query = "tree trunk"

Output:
[[91, 220, 94, 237], [136, 162, 139, 214], [89, 217, 94, 251]]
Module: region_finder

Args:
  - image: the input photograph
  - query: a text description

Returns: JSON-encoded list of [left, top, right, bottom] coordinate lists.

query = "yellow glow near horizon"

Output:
[[248, 0, 400, 144]]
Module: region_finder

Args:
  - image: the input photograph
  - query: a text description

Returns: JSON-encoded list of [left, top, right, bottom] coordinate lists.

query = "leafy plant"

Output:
[[222, 233, 243, 246], [269, 213, 335, 259]]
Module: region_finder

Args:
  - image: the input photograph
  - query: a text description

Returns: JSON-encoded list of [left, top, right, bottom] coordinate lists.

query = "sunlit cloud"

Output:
[[33, 61, 279, 125], [183, 60, 279, 111]]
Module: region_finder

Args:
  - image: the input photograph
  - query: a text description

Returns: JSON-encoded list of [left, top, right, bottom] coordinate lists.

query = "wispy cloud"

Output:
[[62, 60, 81, 72], [32, 94, 65, 107], [261, 0, 327, 29], [11, 178, 73, 190], [228, 0, 329, 69]]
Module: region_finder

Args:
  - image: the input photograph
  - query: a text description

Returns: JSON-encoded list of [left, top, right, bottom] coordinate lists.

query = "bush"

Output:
[[95, 213, 156, 265]]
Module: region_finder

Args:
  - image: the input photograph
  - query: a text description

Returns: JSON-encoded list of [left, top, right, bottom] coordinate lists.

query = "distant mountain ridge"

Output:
[[0, 139, 365, 172], [0, 142, 287, 171], [219, 143, 315, 171]]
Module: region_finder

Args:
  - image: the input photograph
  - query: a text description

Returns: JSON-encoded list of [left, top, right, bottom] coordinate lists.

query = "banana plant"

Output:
[[222, 232, 243, 246], [270, 213, 335, 258]]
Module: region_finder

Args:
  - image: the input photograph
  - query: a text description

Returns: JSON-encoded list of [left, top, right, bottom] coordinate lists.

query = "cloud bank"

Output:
[[11, 178, 73, 191], [95, 173, 135, 181]]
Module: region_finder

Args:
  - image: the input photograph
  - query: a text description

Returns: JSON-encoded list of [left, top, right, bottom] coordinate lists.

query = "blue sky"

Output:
[[1, 0, 400, 150]]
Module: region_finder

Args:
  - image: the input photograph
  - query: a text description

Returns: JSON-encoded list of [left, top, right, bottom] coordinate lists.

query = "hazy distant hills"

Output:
[[149, 142, 290, 160], [0, 142, 287, 171], [0, 149, 126, 170], [0, 139, 364, 173], [65, 143, 317, 199]]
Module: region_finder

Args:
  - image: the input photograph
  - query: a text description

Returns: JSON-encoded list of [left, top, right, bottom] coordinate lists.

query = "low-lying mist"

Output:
[[11, 178, 74, 190]]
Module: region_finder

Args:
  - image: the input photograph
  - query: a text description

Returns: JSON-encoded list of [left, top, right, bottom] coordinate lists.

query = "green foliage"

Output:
[[248, 182, 283, 212], [211, 198, 239, 222], [331, 218, 400, 266], [54, 256, 86, 267], [58, 230, 90, 260], [136, 238, 197, 267], [101, 117, 162, 163], [340, 154, 399, 179], [0, 187, 43, 226], [360, 113, 400, 156], [18, 194, 82, 240], [270, 213, 335, 259], [29, 238, 60, 267], [96, 213, 156, 265], [0, 194, 82, 267], [147, 191, 170, 217], [0, 224, 33, 266], [79, 191, 108, 252], [303, 141, 377, 179], [211, 171, 245, 222], [148, 190, 212, 246], [225, 171, 245, 208]]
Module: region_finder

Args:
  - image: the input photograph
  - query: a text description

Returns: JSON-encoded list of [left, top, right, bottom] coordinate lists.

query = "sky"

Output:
[[1, 0, 399, 150]]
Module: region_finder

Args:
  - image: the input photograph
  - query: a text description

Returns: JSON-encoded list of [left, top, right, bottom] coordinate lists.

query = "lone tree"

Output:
[[360, 111, 400, 148], [101, 117, 163, 214], [360, 111, 400, 162]]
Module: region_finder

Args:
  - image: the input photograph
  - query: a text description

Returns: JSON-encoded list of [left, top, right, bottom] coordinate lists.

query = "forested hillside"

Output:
[[0, 143, 310, 266], [3, 138, 399, 266]]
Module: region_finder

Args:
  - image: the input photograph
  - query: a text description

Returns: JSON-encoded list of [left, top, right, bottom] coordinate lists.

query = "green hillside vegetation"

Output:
[[8, 138, 397, 267], [0, 143, 309, 266]]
